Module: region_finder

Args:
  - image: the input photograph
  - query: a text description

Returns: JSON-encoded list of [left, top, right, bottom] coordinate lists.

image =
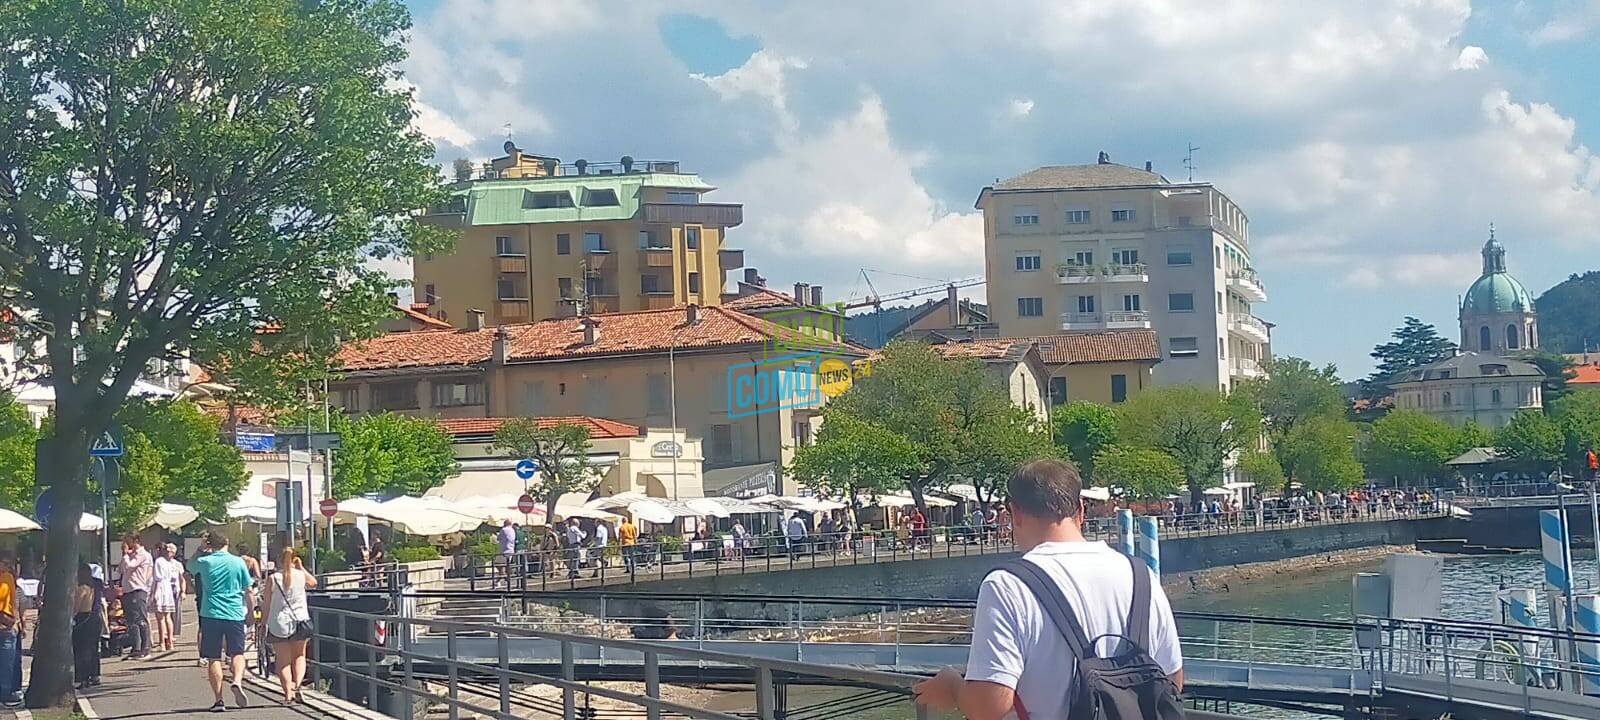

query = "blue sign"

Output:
[[514, 459, 539, 480], [89, 429, 123, 458], [234, 433, 275, 452], [33, 489, 51, 529], [726, 353, 822, 419]]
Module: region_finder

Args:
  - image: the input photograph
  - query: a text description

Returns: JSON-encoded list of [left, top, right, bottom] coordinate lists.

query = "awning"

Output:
[[938, 484, 981, 502], [335, 496, 486, 536], [627, 500, 679, 525], [704, 462, 776, 497], [1447, 447, 1503, 466], [0, 508, 41, 534], [1202, 487, 1232, 496], [685, 498, 732, 519], [450, 494, 547, 525], [1081, 487, 1112, 502], [142, 503, 199, 530], [226, 498, 278, 524], [863, 493, 954, 509]]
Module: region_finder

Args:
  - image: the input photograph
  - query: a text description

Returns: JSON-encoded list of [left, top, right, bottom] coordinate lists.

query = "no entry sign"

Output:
[[517, 494, 536, 515], [319, 498, 339, 518]]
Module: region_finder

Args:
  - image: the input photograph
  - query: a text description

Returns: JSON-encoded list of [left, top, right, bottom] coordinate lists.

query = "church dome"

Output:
[[1462, 272, 1533, 314]]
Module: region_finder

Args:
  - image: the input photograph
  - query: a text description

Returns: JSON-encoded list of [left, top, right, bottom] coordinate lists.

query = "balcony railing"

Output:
[[1061, 312, 1102, 328], [1227, 268, 1267, 301], [493, 255, 528, 274], [719, 248, 746, 268], [1228, 313, 1270, 342], [1055, 262, 1149, 283], [643, 248, 674, 267], [1231, 357, 1266, 378], [1104, 262, 1148, 281], [1056, 264, 1098, 283], [642, 202, 744, 227], [640, 293, 676, 310], [497, 298, 530, 322], [1104, 310, 1151, 328]]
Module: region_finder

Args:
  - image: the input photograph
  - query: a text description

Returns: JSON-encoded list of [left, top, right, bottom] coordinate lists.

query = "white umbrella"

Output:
[[0, 508, 41, 533], [143, 503, 199, 530], [333, 497, 386, 523], [585, 491, 652, 511], [454, 494, 547, 525], [554, 505, 621, 521], [1081, 487, 1112, 502], [369, 496, 486, 536], [686, 498, 732, 519], [226, 499, 277, 524], [1202, 487, 1232, 496], [627, 500, 678, 525], [79, 513, 105, 532], [942, 484, 981, 502]]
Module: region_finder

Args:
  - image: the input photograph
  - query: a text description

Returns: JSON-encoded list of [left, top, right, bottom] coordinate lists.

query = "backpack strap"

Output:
[[1125, 553, 1152, 654], [988, 559, 1092, 661]]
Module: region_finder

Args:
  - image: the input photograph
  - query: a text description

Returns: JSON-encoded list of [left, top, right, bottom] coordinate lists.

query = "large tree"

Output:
[[1237, 356, 1356, 492], [103, 398, 248, 530], [1363, 409, 1464, 484], [1551, 389, 1600, 473], [0, 1, 445, 706], [1272, 416, 1365, 492], [0, 392, 38, 511], [491, 420, 598, 522], [1051, 401, 1119, 484], [1495, 410, 1565, 473], [789, 410, 919, 514], [333, 412, 458, 498], [1114, 386, 1261, 499], [1093, 446, 1183, 500], [1363, 317, 1457, 397]]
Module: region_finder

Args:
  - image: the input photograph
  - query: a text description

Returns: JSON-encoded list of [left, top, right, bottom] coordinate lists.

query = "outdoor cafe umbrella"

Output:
[[626, 499, 679, 525], [226, 498, 278, 525], [78, 513, 105, 532], [143, 503, 200, 531], [685, 498, 732, 519], [453, 494, 548, 525], [368, 496, 486, 536], [0, 508, 41, 533]]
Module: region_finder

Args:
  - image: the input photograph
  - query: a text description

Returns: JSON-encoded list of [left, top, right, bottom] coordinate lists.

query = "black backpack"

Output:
[[989, 555, 1184, 720]]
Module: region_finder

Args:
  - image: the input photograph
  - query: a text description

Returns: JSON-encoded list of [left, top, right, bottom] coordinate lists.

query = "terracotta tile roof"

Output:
[[1572, 363, 1600, 385], [334, 306, 861, 373], [927, 338, 1030, 362], [434, 416, 641, 439], [396, 304, 453, 330], [1024, 331, 1161, 365], [723, 288, 800, 312]]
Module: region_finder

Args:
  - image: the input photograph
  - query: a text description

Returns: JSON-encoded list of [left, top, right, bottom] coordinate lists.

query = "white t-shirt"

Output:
[[965, 541, 1182, 720]]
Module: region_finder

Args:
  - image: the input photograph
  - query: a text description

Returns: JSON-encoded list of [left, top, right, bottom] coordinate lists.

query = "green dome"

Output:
[[1462, 272, 1533, 314]]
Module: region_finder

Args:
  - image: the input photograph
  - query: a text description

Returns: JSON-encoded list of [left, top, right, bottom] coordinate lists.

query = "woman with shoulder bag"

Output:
[[260, 548, 317, 704]]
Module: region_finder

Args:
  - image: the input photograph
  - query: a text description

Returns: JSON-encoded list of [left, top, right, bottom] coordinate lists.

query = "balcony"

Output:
[[1230, 357, 1266, 379], [1228, 268, 1268, 302], [1103, 263, 1148, 283], [588, 295, 620, 314], [1104, 310, 1152, 329], [640, 293, 676, 310], [1056, 264, 1097, 284], [642, 202, 744, 227], [494, 254, 528, 274], [1060, 312, 1102, 331], [585, 250, 613, 271], [497, 298, 530, 322], [642, 248, 675, 267], [1228, 313, 1271, 343], [719, 248, 746, 269]]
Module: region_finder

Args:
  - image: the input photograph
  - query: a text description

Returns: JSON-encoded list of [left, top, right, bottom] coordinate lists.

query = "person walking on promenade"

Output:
[[914, 459, 1184, 718], [119, 535, 154, 659], [785, 513, 807, 560], [496, 519, 517, 589], [591, 520, 610, 578], [72, 563, 107, 689], [563, 518, 586, 580], [194, 531, 256, 712], [908, 508, 928, 551], [618, 517, 638, 572], [153, 542, 185, 652], [0, 552, 22, 706], [261, 548, 318, 705]]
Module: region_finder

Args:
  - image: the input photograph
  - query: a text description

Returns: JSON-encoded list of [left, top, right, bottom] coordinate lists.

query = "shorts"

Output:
[[198, 617, 246, 660]]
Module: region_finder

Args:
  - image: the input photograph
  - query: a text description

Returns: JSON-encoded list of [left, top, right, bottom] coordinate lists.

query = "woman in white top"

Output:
[[151, 543, 185, 652], [260, 547, 318, 704]]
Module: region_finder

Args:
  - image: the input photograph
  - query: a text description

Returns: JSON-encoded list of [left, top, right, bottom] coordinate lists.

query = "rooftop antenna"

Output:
[[1182, 143, 1200, 182], [1488, 222, 1495, 241], [502, 123, 513, 141]]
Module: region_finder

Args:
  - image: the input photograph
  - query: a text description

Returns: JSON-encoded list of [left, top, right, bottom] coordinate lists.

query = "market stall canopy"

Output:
[[940, 484, 981, 502], [685, 498, 732, 519], [1447, 447, 1504, 466], [0, 508, 41, 533], [1202, 487, 1232, 496], [627, 500, 678, 525], [700, 496, 777, 515], [1080, 487, 1112, 502], [866, 493, 955, 509], [554, 506, 621, 521], [226, 498, 277, 524], [143, 503, 199, 531]]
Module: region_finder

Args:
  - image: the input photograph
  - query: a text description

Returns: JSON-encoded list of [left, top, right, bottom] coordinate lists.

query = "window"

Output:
[[1121, 294, 1141, 312], [1049, 377, 1067, 405], [1480, 326, 1492, 351], [520, 382, 546, 415], [1017, 297, 1044, 317], [708, 424, 735, 463], [688, 272, 701, 293], [495, 236, 517, 256], [1015, 254, 1042, 272], [558, 277, 573, 299], [1177, 216, 1192, 227], [639, 230, 655, 249], [1111, 374, 1127, 403], [1217, 292, 1224, 314], [431, 380, 483, 407], [1076, 295, 1096, 313], [371, 382, 417, 410], [1070, 250, 1094, 266], [584, 232, 605, 252], [647, 374, 670, 415], [1066, 209, 1091, 224], [686, 226, 701, 250], [1112, 249, 1139, 265], [1111, 208, 1134, 222], [1492, 388, 1502, 405], [1012, 205, 1040, 226], [641, 274, 662, 294], [1168, 292, 1195, 312], [329, 387, 359, 412], [1166, 250, 1192, 266], [1219, 337, 1226, 358], [580, 188, 619, 206], [423, 284, 436, 304], [524, 190, 574, 209], [584, 377, 609, 417], [1442, 391, 1452, 406], [496, 278, 522, 300], [556, 234, 571, 255], [1506, 324, 1520, 350], [586, 275, 606, 297], [1169, 337, 1199, 358], [1215, 246, 1222, 268], [665, 191, 699, 204]]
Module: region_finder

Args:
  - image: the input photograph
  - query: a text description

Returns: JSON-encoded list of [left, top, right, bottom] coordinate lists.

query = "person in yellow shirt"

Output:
[[0, 551, 22, 705], [618, 518, 638, 573]]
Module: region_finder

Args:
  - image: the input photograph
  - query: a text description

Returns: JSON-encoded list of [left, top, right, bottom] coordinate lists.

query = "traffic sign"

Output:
[[33, 489, 51, 529], [89, 428, 123, 458], [319, 498, 339, 518], [517, 494, 536, 515], [514, 459, 539, 480]]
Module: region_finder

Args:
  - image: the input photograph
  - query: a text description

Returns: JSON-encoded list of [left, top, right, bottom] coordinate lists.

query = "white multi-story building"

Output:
[[977, 154, 1269, 391]]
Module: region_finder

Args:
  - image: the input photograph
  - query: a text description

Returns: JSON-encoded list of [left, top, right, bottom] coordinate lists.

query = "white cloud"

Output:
[[1530, 1, 1600, 44], [1008, 98, 1035, 118], [692, 51, 809, 130], [1452, 45, 1488, 70], [1343, 253, 1479, 289]]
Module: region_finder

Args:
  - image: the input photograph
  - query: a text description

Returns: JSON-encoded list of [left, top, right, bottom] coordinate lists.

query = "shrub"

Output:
[[391, 545, 441, 563]]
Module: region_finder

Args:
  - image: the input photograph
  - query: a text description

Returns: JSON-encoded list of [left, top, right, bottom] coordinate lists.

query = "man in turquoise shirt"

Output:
[[192, 531, 255, 712]]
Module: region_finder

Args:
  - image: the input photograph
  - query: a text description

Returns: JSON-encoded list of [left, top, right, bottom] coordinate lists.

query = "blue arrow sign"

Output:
[[514, 459, 539, 480]]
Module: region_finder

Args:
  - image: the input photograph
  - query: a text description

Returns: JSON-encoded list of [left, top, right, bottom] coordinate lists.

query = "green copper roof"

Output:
[[1462, 272, 1533, 314], [444, 173, 715, 226]]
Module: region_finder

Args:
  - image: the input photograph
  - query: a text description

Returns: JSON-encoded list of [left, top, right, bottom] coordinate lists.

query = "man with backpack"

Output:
[[914, 458, 1184, 719]]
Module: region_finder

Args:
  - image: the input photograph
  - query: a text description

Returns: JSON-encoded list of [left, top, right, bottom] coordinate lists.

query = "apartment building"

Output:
[[977, 153, 1270, 390], [416, 143, 745, 326]]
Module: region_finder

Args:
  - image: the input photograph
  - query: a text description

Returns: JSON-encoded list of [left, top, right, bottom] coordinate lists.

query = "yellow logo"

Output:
[[817, 358, 854, 397]]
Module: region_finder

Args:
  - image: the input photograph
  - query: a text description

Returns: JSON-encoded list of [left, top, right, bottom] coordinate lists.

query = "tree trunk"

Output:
[[908, 483, 928, 519], [25, 428, 91, 709], [544, 492, 560, 531]]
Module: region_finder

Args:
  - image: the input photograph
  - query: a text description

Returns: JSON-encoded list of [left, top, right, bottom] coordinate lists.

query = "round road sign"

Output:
[[319, 498, 339, 518], [517, 494, 536, 515], [515, 459, 539, 480]]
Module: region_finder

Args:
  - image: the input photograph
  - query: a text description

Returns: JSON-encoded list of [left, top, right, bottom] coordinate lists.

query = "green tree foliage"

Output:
[[1457, 420, 1494, 450], [1093, 446, 1182, 500], [452, 157, 475, 183], [1550, 389, 1600, 466], [1364, 410, 1465, 483], [1114, 386, 1261, 499], [1363, 317, 1457, 397], [1533, 270, 1600, 354], [0, 1, 449, 705], [116, 400, 247, 523], [829, 341, 1049, 513], [1274, 417, 1365, 492], [1238, 356, 1358, 492], [491, 420, 596, 522], [1236, 451, 1285, 493], [953, 404, 1059, 503], [334, 413, 459, 499], [1051, 401, 1119, 483], [0, 392, 38, 511], [1494, 410, 1565, 472], [789, 411, 920, 510]]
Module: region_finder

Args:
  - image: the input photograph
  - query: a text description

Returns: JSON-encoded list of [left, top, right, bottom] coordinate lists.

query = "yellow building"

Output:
[[1027, 331, 1160, 405], [417, 143, 745, 326], [328, 305, 865, 496]]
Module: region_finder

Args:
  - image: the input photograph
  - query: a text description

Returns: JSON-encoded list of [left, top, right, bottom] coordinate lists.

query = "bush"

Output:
[[657, 534, 683, 553], [467, 538, 499, 560], [391, 545, 441, 563]]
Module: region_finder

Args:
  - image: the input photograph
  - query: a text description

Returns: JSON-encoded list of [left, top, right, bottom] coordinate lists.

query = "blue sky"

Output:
[[398, 1, 1600, 378]]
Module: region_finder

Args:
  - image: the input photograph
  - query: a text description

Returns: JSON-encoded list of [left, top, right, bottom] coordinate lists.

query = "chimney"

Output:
[[946, 284, 960, 326], [810, 285, 823, 307], [1097, 151, 1111, 165], [580, 316, 600, 345], [1145, 161, 1153, 172], [685, 303, 700, 325], [466, 308, 485, 331], [743, 268, 760, 286], [492, 326, 509, 365], [794, 283, 809, 305]]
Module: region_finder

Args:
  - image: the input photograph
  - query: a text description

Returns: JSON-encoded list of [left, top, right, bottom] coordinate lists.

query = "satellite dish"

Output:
[[503, 140, 518, 154]]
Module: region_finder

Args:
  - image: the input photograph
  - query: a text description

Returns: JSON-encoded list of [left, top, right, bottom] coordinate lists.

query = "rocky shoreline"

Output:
[[1162, 543, 1410, 600]]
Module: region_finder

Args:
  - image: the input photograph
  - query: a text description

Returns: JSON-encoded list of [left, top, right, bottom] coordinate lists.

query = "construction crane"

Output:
[[840, 272, 985, 311]]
